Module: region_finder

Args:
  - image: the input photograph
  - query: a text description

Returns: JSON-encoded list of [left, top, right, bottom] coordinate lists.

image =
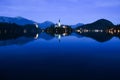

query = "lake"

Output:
[[0, 32, 120, 80]]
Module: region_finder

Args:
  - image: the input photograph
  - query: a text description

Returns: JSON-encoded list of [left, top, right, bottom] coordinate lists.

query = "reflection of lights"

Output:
[[55, 34, 61, 40], [63, 33, 67, 36], [58, 35, 61, 39], [34, 33, 39, 39]]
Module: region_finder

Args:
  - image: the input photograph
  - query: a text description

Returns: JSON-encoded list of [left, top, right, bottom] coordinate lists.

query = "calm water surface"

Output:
[[0, 33, 120, 80]]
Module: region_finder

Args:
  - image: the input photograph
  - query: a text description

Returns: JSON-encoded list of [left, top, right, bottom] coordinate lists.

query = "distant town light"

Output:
[[118, 30, 120, 33], [23, 29, 27, 33], [84, 29, 88, 32], [94, 30, 99, 32], [63, 26, 66, 28], [76, 30, 82, 33], [100, 30, 103, 32]]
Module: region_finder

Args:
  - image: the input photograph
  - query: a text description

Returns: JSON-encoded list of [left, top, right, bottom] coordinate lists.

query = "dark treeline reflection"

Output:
[[0, 22, 120, 46], [0, 23, 40, 46]]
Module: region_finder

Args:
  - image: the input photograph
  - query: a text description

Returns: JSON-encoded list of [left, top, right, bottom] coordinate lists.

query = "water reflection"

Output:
[[75, 28, 120, 42], [0, 23, 40, 46]]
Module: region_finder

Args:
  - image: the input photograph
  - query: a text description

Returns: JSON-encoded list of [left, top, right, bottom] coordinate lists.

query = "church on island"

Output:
[[55, 19, 68, 29], [53, 20, 72, 42], [45, 19, 72, 42]]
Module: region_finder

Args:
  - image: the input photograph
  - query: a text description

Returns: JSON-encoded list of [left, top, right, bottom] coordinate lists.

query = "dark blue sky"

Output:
[[0, 0, 120, 24]]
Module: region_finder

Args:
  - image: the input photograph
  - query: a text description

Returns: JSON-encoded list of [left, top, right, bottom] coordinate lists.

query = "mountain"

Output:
[[71, 23, 84, 28], [0, 16, 55, 29], [39, 21, 54, 29], [0, 16, 36, 25], [77, 19, 114, 30]]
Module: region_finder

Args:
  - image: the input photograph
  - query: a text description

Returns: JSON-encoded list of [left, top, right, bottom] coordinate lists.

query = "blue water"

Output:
[[0, 33, 120, 80]]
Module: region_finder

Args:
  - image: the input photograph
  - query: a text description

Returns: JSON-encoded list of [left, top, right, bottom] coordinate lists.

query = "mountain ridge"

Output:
[[0, 16, 115, 29], [71, 23, 84, 28], [39, 21, 54, 29], [76, 19, 114, 29], [0, 16, 36, 25]]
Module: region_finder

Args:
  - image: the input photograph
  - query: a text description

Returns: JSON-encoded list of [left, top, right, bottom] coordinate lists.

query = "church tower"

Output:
[[58, 19, 61, 27]]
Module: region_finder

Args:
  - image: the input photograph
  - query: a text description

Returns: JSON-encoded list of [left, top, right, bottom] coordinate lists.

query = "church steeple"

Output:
[[55, 19, 62, 27]]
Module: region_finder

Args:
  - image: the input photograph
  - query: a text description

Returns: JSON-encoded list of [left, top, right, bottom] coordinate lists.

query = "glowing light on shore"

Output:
[[108, 28, 120, 34], [84, 29, 88, 32], [76, 30, 82, 33], [34, 23, 39, 28], [117, 30, 119, 33]]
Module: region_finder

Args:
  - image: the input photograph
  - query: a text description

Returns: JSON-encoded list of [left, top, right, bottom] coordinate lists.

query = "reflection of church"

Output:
[[54, 20, 72, 42], [54, 20, 62, 42]]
